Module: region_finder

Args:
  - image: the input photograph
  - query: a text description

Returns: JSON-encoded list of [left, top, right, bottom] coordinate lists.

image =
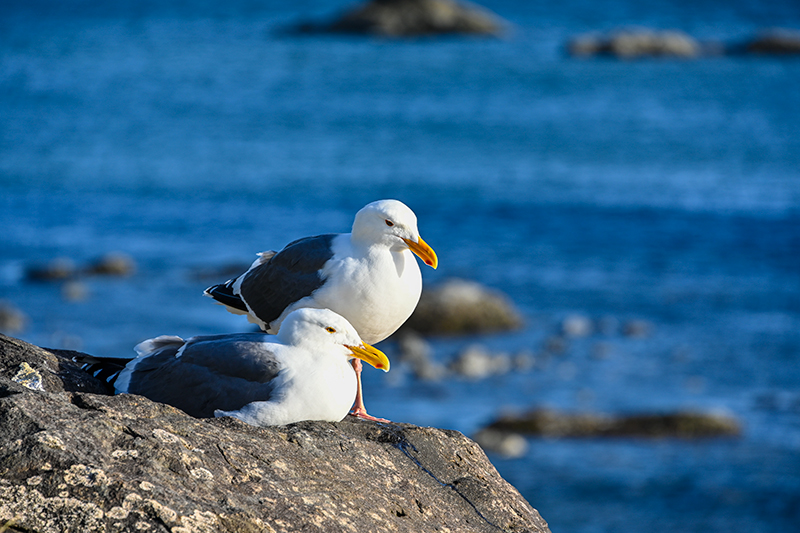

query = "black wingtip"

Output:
[[205, 282, 249, 313], [75, 357, 130, 388]]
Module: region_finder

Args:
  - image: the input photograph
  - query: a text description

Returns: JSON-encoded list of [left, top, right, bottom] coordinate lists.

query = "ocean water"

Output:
[[2, 1, 800, 531]]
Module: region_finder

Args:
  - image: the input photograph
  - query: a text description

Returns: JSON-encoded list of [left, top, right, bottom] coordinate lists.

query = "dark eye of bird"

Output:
[[325, 326, 336, 333], [385, 219, 394, 227]]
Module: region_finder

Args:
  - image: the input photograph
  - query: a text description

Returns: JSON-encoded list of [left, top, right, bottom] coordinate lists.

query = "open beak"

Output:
[[402, 235, 438, 269], [346, 342, 391, 372]]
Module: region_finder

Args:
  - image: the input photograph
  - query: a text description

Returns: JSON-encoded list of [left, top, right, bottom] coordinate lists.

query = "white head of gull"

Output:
[[204, 199, 437, 421], [103, 308, 390, 427]]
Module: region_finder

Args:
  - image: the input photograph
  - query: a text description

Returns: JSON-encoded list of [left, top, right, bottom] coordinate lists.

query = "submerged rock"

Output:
[[0, 333, 550, 532], [742, 28, 800, 55], [561, 314, 593, 338], [0, 302, 28, 334], [396, 336, 533, 382], [622, 319, 654, 338], [484, 408, 741, 439], [542, 335, 568, 355], [396, 333, 447, 381], [84, 252, 136, 277], [293, 0, 507, 37], [25, 252, 137, 283], [449, 344, 512, 379], [61, 280, 89, 302], [402, 278, 523, 335], [569, 29, 701, 58], [25, 257, 77, 282], [569, 27, 800, 59], [512, 350, 536, 371], [473, 428, 528, 459]]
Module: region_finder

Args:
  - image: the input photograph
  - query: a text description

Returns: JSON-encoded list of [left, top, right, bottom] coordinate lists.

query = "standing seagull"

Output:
[[79, 308, 390, 426], [204, 199, 438, 420]]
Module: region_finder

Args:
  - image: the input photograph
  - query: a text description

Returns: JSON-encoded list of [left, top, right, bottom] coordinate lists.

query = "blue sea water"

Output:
[[2, 1, 800, 531]]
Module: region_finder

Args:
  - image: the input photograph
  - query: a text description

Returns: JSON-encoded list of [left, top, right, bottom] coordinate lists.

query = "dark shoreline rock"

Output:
[[0, 333, 550, 532], [485, 408, 741, 439], [291, 0, 507, 38]]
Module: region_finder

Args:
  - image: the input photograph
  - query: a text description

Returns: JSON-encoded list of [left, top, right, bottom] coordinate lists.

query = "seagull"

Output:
[[78, 308, 390, 426], [204, 199, 438, 420]]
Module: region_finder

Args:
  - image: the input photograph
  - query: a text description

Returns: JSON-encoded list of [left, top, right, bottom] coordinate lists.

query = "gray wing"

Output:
[[236, 234, 337, 325], [122, 333, 283, 418]]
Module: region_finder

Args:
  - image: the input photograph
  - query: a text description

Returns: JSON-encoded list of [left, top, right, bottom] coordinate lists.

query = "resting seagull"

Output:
[[204, 199, 438, 420], [78, 308, 390, 426]]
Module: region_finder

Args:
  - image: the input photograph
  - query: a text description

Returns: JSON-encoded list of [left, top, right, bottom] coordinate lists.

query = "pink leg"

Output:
[[348, 358, 390, 422]]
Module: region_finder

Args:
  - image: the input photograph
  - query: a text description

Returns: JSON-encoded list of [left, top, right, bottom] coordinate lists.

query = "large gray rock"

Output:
[[0, 334, 549, 533], [402, 278, 523, 335], [294, 0, 506, 37]]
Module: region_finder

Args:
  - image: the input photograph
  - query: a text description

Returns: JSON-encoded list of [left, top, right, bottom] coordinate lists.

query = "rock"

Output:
[[473, 429, 528, 459], [512, 350, 536, 371], [0, 302, 28, 335], [0, 334, 550, 532], [84, 252, 136, 277], [25, 257, 77, 282], [542, 335, 568, 355], [402, 278, 523, 335], [61, 281, 89, 302], [569, 29, 701, 58], [293, 0, 507, 38], [448, 344, 511, 380], [484, 408, 741, 439], [561, 314, 593, 338], [622, 319, 653, 338], [396, 333, 447, 381], [743, 28, 800, 55], [0, 334, 111, 396], [567, 34, 604, 56], [25, 253, 136, 283], [590, 341, 612, 360]]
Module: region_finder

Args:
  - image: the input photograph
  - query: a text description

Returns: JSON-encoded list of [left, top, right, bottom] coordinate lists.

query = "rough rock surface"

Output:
[[0, 334, 550, 533], [485, 408, 742, 439], [402, 279, 523, 335], [293, 0, 506, 37]]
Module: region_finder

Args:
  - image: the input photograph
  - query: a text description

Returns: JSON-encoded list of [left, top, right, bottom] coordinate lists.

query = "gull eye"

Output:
[[385, 219, 394, 227], [325, 326, 336, 333]]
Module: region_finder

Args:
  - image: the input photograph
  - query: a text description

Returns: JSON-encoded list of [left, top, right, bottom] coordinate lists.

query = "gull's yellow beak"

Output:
[[402, 235, 438, 269], [346, 342, 391, 372]]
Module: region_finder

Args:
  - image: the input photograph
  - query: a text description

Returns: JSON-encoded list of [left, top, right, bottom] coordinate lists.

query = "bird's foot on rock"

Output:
[[348, 407, 390, 423]]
